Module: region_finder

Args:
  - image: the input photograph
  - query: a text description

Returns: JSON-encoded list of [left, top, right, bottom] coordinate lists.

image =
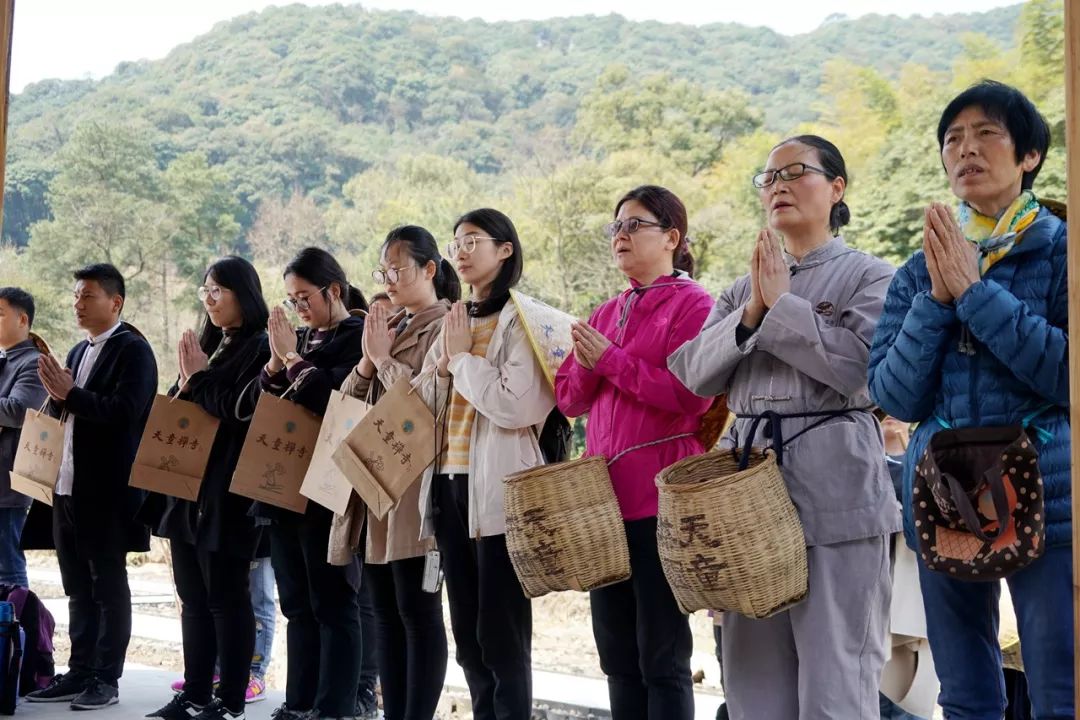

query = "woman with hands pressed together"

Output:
[[252, 247, 368, 720], [868, 81, 1072, 719], [668, 136, 899, 719], [146, 257, 271, 720], [339, 226, 457, 720], [413, 209, 554, 720], [554, 185, 715, 720]]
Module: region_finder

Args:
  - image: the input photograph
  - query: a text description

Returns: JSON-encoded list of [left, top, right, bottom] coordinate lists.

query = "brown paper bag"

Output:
[[229, 392, 320, 513], [331, 377, 442, 520], [11, 405, 64, 506], [129, 394, 221, 501], [300, 390, 370, 515]]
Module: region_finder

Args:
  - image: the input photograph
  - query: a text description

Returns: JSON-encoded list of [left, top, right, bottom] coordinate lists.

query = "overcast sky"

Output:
[[11, 0, 1021, 93]]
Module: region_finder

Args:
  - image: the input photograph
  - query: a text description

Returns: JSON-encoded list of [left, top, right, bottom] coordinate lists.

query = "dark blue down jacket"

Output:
[[868, 206, 1070, 549]]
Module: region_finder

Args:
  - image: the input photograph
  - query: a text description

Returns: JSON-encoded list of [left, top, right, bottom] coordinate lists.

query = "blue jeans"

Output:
[[0, 506, 28, 587], [250, 557, 276, 679], [880, 693, 926, 719], [918, 544, 1074, 719]]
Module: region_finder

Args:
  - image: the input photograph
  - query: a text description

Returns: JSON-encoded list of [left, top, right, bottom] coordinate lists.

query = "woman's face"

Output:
[[452, 222, 511, 290], [378, 242, 434, 309], [758, 142, 844, 237], [609, 199, 678, 279], [941, 105, 1040, 216], [202, 273, 243, 330], [284, 273, 335, 329]]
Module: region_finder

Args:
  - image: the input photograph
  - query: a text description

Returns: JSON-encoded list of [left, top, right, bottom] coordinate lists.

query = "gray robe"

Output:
[[668, 236, 902, 546]]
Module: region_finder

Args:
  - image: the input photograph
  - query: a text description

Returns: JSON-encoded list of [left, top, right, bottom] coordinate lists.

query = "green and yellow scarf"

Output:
[[957, 190, 1041, 274]]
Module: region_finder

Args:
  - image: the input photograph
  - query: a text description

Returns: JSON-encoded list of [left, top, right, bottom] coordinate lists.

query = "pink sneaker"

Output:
[[168, 675, 220, 693], [245, 675, 266, 704]]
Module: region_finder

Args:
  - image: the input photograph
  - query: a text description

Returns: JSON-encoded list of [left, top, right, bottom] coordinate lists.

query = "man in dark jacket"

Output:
[[26, 264, 157, 711], [0, 287, 47, 588]]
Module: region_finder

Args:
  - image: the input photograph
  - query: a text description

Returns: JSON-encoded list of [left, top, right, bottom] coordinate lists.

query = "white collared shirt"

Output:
[[56, 322, 123, 496]]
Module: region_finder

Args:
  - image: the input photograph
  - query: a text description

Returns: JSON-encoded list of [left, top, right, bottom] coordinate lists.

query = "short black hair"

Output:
[[937, 80, 1051, 190], [0, 287, 35, 328], [73, 263, 126, 300]]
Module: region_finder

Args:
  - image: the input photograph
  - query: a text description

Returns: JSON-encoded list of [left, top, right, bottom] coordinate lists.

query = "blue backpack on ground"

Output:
[[0, 602, 23, 715]]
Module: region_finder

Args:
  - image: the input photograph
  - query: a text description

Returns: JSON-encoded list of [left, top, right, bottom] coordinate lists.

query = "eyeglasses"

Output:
[[752, 162, 830, 189], [371, 265, 419, 285], [603, 217, 668, 239], [282, 287, 327, 312], [447, 234, 497, 259], [197, 285, 231, 303]]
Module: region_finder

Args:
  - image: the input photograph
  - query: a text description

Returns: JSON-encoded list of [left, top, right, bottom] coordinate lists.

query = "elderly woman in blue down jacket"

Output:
[[867, 81, 1071, 720]]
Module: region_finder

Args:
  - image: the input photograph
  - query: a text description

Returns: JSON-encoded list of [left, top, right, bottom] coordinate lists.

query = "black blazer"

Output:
[[22, 323, 158, 553], [144, 330, 270, 559]]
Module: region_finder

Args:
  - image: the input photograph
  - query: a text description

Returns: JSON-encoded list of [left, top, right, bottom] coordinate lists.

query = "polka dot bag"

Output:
[[913, 425, 1045, 581]]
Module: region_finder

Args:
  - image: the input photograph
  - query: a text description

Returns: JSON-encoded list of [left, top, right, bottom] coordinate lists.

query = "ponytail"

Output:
[[344, 284, 369, 313], [382, 225, 460, 303], [674, 237, 695, 278], [435, 258, 462, 303]]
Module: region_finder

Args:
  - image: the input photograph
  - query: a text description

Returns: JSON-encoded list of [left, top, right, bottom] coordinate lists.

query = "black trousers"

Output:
[[590, 516, 694, 720], [53, 496, 131, 686], [366, 557, 448, 720], [270, 504, 362, 717], [358, 577, 377, 690], [170, 540, 254, 712], [434, 474, 532, 720]]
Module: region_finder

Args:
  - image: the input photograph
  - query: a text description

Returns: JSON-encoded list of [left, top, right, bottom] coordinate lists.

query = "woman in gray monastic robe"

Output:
[[668, 135, 901, 720]]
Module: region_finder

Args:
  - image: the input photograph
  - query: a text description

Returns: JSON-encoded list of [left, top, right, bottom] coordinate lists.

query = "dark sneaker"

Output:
[[269, 705, 308, 720], [70, 678, 119, 711], [194, 699, 246, 720], [354, 687, 378, 719], [25, 672, 91, 703], [147, 692, 207, 719]]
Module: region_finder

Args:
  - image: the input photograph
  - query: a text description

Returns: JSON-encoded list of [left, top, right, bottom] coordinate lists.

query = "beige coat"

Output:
[[334, 300, 449, 564], [413, 298, 555, 539]]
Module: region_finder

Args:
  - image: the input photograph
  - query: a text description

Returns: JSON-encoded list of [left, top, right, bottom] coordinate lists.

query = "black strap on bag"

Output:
[[942, 466, 1013, 542], [734, 407, 872, 470]]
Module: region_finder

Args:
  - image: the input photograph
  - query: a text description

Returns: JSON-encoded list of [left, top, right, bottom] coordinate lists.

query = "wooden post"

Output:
[[0, 0, 14, 224], [1068, 0, 1080, 710]]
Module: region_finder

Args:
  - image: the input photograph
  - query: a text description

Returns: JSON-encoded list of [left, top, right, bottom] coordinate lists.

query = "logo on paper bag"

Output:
[[260, 462, 287, 494]]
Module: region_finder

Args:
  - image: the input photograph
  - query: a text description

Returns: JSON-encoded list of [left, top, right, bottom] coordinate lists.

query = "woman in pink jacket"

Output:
[[555, 185, 715, 720]]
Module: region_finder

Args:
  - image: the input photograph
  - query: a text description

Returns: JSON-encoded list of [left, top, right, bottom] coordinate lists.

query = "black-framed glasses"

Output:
[[197, 285, 231, 303], [447, 233, 497, 259], [282, 287, 327, 312], [603, 217, 668, 239], [752, 162, 830, 189], [371, 265, 419, 285]]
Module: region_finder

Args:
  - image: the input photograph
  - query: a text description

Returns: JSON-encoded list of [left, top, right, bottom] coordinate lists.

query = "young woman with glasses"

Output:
[[554, 185, 715, 720], [338, 225, 459, 720], [413, 209, 555, 720], [248, 247, 370, 720], [145, 256, 271, 720], [669, 136, 900, 718]]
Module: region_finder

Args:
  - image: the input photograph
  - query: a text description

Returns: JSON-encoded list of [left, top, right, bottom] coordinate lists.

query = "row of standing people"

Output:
[[0, 77, 1072, 720]]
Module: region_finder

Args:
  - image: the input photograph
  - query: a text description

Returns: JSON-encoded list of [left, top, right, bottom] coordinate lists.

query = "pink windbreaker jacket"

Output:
[[555, 274, 715, 521]]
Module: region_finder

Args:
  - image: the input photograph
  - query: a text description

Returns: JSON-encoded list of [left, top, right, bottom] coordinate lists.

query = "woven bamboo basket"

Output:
[[504, 455, 631, 598], [656, 450, 808, 618]]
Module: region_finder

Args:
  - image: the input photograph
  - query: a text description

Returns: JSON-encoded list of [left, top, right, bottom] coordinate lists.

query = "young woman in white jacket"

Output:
[[414, 208, 554, 720]]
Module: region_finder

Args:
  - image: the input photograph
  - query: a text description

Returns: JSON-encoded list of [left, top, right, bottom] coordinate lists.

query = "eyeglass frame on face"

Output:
[[752, 162, 831, 189], [371, 264, 420, 286], [282, 287, 328, 312], [197, 285, 233, 303], [603, 217, 670, 239], [447, 233, 497, 259]]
